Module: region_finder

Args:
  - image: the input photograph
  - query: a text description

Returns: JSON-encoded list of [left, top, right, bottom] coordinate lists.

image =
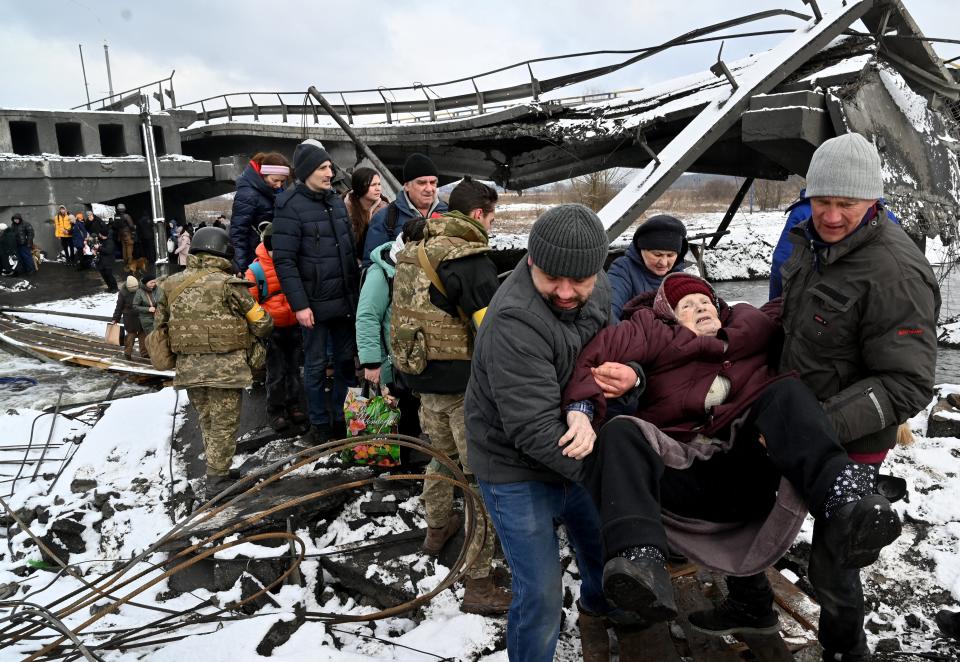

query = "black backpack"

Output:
[[385, 202, 400, 236]]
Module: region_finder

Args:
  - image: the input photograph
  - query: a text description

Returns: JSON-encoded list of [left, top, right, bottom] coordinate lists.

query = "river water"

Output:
[[1, 276, 958, 411]]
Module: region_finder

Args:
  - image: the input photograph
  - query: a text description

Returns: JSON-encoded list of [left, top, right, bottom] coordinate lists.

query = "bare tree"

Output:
[[569, 168, 628, 211]]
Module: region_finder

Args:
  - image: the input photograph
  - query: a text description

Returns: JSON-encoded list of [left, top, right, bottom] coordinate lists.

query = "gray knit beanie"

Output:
[[528, 204, 609, 279], [805, 133, 883, 200]]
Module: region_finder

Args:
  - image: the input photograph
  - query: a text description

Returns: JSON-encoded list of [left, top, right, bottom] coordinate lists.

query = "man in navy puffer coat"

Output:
[[230, 162, 281, 274], [272, 139, 360, 443]]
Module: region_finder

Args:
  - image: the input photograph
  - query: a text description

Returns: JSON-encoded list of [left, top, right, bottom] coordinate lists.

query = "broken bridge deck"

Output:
[[0, 313, 173, 382]]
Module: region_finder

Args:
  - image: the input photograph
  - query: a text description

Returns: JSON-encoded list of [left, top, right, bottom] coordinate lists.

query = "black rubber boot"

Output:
[[602, 556, 677, 623], [822, 493, 902, 569], [688, 573, 780, 635], [204, 473, 236, 501]]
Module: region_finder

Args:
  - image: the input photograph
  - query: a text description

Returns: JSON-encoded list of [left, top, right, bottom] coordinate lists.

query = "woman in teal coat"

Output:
[[355, 219, 425, 439]]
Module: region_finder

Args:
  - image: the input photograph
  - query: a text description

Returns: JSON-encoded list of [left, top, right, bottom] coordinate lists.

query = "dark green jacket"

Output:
[[779, 215, 940, 454]]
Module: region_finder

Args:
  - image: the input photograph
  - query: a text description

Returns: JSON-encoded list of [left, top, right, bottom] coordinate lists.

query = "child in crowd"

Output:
[[245, 223, 306, 432]]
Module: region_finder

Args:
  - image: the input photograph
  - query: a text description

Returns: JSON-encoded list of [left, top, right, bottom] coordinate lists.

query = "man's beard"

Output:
[[542, 293, 586, 320]]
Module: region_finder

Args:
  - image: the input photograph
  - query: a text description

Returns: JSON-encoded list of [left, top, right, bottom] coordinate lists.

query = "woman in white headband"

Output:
[[229, 151, 293, 275]]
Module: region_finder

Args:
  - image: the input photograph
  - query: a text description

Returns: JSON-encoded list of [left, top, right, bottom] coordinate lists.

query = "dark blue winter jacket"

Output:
[[230, 164, 278, 274], [272, 183, 360, 321], [768, 189, 900, 299], [361, 192, 447, 266], [607, 243, 685, 321], [71, 220, 88, 250]]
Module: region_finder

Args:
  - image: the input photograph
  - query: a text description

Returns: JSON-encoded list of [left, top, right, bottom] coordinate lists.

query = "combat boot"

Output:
[[204, 473, 236, 500], [688, 572, 780, 636], [577, 600, 611, 662], [461, 575, 512, 615], [602, 556, 677, 624], [268, 408, 290, 433], [287, 404, 308, 426], [298, 423, 333, 447], [423, 512, 461, 555]]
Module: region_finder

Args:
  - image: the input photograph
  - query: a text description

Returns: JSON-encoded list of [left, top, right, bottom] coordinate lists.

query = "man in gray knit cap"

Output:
[[466, 204, 642, 662], [692, 132, 940, 662]]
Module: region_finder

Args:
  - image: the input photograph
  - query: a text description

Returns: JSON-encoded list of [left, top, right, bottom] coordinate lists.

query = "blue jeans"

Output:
[[301, 317, 355, 427], [479, 478, 606, 662], [16, 246, 35, 274]]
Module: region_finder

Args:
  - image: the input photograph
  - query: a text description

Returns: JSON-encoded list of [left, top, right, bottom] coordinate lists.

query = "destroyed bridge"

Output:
[[1, 0, 959, 256]]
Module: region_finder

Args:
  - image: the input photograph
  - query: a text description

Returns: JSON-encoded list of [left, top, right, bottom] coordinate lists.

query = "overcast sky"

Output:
[[2, 0, 957, 113]]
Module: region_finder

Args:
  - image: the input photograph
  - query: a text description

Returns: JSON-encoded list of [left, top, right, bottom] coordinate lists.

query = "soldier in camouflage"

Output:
[[390, 177, 510, 615], [154, 227, 273, 499]]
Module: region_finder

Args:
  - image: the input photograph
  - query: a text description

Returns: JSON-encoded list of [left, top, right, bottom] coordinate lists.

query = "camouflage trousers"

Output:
[[419, 392, 497, 580], [187, 387, 242, 476]]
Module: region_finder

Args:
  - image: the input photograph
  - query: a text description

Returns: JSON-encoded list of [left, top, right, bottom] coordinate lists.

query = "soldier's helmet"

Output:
[[190, 226, 234, 259]]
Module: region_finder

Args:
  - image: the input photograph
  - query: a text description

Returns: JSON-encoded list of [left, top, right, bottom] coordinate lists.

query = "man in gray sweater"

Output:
[[466, 204, 640, 662]]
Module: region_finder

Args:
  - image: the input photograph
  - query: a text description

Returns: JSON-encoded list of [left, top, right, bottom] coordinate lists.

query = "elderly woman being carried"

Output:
[[563, 273, 902, 633]]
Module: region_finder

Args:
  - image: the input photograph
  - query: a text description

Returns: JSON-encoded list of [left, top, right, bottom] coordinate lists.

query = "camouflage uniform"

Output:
[[391, 212, 499, 580], [155, 252, 273, 476]]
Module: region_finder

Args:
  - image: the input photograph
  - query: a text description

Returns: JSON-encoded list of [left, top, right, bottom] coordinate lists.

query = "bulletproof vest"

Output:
[[163, 269, 250, 354], [390, 213, 490, 375]]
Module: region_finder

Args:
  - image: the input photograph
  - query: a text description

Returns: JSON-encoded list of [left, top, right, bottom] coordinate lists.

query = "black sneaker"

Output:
[[823, 493, 902, 569], [688, 596, 780, 636], [602, 556, 677, 623]]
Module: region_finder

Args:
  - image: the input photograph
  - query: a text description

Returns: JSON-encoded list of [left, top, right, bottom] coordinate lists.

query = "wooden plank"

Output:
[[766, 568, 820, 634], [737, 631, 795, 662], [673, 575, 742, 662]]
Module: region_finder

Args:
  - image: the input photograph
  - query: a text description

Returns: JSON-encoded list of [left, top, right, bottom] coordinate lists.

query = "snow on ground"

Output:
[[9, 291, 118, 336], [494, 208, 787, 281], [0, 278, 32, 293], [0, 213, 958, 658], [0, 375, 957, 658]]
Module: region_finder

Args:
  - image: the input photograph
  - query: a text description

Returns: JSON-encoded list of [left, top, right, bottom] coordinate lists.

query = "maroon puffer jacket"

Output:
[[564, 282, 787, 442]]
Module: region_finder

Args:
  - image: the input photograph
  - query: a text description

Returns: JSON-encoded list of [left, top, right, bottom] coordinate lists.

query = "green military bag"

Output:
[[144, 325, 176, 371]]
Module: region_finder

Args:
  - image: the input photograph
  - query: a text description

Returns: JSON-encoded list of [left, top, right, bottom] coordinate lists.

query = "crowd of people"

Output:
[[32, 132, 943, 661]]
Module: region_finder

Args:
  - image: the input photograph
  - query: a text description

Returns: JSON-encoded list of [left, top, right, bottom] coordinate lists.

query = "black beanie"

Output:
[[293, 139, 332, 182], [402, 153, 438, 183], [633, 214, 687, 257], [11, 213, 23, 222], [528, 204, 609, 279]]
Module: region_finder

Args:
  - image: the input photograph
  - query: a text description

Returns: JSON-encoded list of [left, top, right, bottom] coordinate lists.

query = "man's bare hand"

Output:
[[591, 362, 636, 398], [558, 410, 596, 460], [295, 308, 314, 329]]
